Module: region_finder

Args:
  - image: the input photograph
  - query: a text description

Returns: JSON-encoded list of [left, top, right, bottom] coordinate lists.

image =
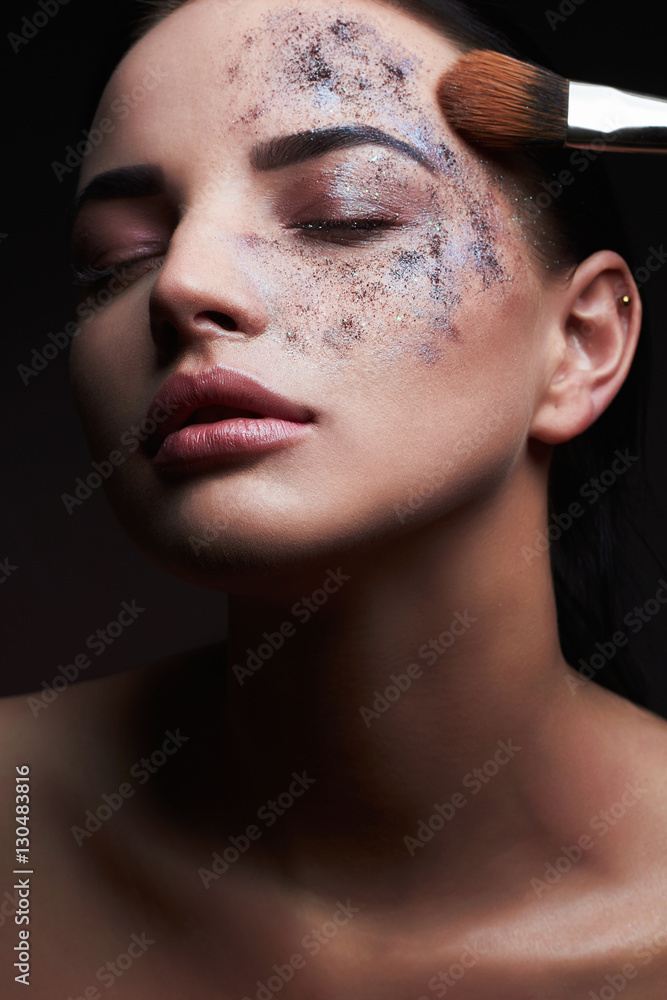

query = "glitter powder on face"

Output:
[[210, 6, 513, 366], [69, 0, 544, 576], [79, 2, 516, 375], [223, 138, 509, 365], [76, 2, 528, 381], [267, 11, 418, 109]]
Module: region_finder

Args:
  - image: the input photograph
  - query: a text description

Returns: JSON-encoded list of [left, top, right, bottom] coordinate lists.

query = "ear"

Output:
[[530, 251, 642, 446]]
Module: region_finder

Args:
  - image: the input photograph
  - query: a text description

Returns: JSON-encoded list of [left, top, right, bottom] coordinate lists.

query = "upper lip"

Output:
[[144, 365, 313, 456]]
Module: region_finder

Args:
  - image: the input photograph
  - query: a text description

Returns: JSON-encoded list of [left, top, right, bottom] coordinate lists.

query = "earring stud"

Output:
[[619, 295, 632, 307]]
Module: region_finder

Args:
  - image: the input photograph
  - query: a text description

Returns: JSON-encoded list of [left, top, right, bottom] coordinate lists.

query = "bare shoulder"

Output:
[[581, 680, 667, 871], [596, 683, 667, 792]]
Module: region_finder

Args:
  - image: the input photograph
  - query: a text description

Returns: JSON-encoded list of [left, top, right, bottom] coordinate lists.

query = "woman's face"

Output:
[[70, 0, 545, 588]]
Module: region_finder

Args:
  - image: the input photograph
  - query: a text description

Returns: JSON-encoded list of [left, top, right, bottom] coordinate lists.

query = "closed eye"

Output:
[[289, 216, 403, 245], [72, 254, 165, 293]]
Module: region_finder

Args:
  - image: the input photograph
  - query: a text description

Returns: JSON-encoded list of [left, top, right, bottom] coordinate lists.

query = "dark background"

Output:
[[2, 0, 666, 705]]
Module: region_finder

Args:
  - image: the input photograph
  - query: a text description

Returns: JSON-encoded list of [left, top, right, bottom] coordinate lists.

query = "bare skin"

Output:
[[2, 0, 667, 997]]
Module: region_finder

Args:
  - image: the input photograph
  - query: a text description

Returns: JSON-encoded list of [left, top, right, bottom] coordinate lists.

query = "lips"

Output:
[[144, 366, 314, 469]]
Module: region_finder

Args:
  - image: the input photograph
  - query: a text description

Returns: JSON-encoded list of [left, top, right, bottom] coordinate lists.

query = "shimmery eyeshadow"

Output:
[[188, 7, 517, 369]]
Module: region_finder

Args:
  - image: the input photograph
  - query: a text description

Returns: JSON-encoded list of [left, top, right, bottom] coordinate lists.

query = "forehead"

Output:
[[82, 0, 462, 185]]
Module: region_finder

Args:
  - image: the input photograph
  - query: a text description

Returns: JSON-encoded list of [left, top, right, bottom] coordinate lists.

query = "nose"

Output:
[[148, 222, 270, 359]]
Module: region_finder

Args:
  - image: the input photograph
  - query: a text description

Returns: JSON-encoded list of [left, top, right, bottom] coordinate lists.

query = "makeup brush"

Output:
[[437, 50, 667, 152]]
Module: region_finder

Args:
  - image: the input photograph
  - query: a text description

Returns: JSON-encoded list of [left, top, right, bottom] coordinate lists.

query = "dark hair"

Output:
[[122, 0, 654, 705]]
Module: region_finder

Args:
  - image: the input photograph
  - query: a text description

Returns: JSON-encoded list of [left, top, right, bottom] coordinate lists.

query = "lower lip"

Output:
[[152, 417, 312, 471]]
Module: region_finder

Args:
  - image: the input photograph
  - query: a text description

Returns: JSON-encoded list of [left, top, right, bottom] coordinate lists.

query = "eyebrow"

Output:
[[71, 125, 440, 223], [251, 125, 439, 173], [71, 164, 164, 225]]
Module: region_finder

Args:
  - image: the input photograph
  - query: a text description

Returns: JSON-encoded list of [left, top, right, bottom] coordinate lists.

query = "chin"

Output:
[[113, 497, 356, 596]]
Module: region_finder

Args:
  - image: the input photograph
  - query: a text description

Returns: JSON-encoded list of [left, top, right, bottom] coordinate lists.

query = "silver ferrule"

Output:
[[566, 81, 667, 151]]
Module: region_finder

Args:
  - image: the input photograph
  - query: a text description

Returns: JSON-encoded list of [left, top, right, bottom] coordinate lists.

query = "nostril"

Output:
[[151, 312, 242, 356], [160, 321, 179, 355], [205, 311, 238, 332]]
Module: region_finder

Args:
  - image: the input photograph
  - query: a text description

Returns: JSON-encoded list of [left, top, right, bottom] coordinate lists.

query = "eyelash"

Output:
[[71, 216, 401, 291], [72, 255, 164, 292], [291, 216, 401, 244]]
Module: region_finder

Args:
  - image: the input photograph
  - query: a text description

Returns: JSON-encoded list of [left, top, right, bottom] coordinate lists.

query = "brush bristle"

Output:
[[437, 50, 569, 148]]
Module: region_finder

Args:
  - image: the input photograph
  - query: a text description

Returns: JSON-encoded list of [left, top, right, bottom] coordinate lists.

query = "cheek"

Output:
[[235, 213, 537, 489], [236, 187, 515, 375], [69, 296, 152, 452]]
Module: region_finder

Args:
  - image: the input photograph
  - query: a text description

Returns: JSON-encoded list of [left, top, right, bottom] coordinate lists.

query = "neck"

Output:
[[219, 459, 585, 897]]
